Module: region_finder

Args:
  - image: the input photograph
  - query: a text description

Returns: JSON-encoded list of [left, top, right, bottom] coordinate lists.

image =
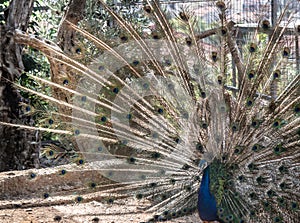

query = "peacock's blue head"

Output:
[[198, 159, 208, 170]]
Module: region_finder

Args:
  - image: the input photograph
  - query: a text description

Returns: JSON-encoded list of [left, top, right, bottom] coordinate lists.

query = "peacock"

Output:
[[0, 0, 299, 222]]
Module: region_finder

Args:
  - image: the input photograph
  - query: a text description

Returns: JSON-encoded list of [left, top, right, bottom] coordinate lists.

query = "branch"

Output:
[[225, 21, 245, 77], [57, 0, 87, 52]]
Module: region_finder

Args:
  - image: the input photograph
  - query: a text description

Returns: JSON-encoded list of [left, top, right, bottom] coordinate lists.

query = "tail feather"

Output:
[[0, 1, 299, 222]]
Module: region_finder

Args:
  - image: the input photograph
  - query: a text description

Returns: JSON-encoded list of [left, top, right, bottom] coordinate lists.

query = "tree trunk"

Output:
[[51, 0, 87, 102], [50, 0, 87, 152], [57, 0, 87, 53], [0, 0, 39, 171]]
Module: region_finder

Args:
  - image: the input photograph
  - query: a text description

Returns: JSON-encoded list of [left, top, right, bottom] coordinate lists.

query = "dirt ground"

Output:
[[0, 202, 200, 223]]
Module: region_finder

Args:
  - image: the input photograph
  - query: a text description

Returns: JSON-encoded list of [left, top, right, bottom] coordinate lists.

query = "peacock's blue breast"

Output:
[[197, 166, 219, 221]]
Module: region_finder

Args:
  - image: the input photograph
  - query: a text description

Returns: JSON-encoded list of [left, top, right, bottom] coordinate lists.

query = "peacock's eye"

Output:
[[273, 216, 281, 222], [248, 163, 257, 171], [121, 139, 128, 145], [221, 27, 227, 35], [217, 76, 223, 84], [107, 198, 114, 204], [142, 82, 149, 89], [279, 182, 287, 189], [234, 147, 240, 154], [273, 70, 281, 79], [48, 150, 54, 156], [30, 173, 36, 179], [77, 159, 84, 165], [248, 71, 255, 79], [278, 197, 285, 205], [267, 190, 276, 197], [182, 163, 191, 170], [97, 146, 103, 152], [43, 193, 49, 199], [246, 98, 254, 107], [152, 152, 161, 159], [256, 176, 263, 184], [194, 66, 200, 74], [294, 104, 300, 114], [212, 52, 218, 62], [196, 142, 204, 153], [75, 48, 81, 54], [75, 196, 83, 202], [144, 5, 152, 13], [264, 202, 270, 208], [186, 37, 192, 46], [252, 144, 258, 151], [175, 138, 181, 144], [152, 132, 158, 138], [291, 202, 298, 210], [282, 47, 290, 57], [231, 123, 239, 132], [120, 35, 128, 42], [112, 87, 119, 94], [164, 59, 171, 66], [201, 122, 208, 128], [200, 91, 206, 98], [179, 12, 189, 21], [218, 207, 224, 214], [251, 118, 262, 128], [157, 108, 164, 114], [150, 182, 157, 187], [261, 20, 270, 29], [140, 174, 146, 180], [163, 210, 169, 216], [90, 182, 96, 188], [54, 216, 62, 221], [152, 32, 160, 40], [128, 157, 136, 164], [126, 113, 132, 119], [136, 193, 143, 199], [170, 179, 176, 184], [184, 185, 192, 192], [250, 210, 256, 216], [132, 60, 139, 66], [238, 175, 245, 181], [216, 1, 226, 10], [220, 105, 226, 112], [167, 83, 174, 90], [160, 194, 168, 200], [63, 79, 69, 85], [249, 43, 257, 53], [249, 193, 255, 199]]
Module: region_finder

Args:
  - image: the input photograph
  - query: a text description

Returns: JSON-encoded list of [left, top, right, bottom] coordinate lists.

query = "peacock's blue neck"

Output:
[[197, 165, 219, 221]]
